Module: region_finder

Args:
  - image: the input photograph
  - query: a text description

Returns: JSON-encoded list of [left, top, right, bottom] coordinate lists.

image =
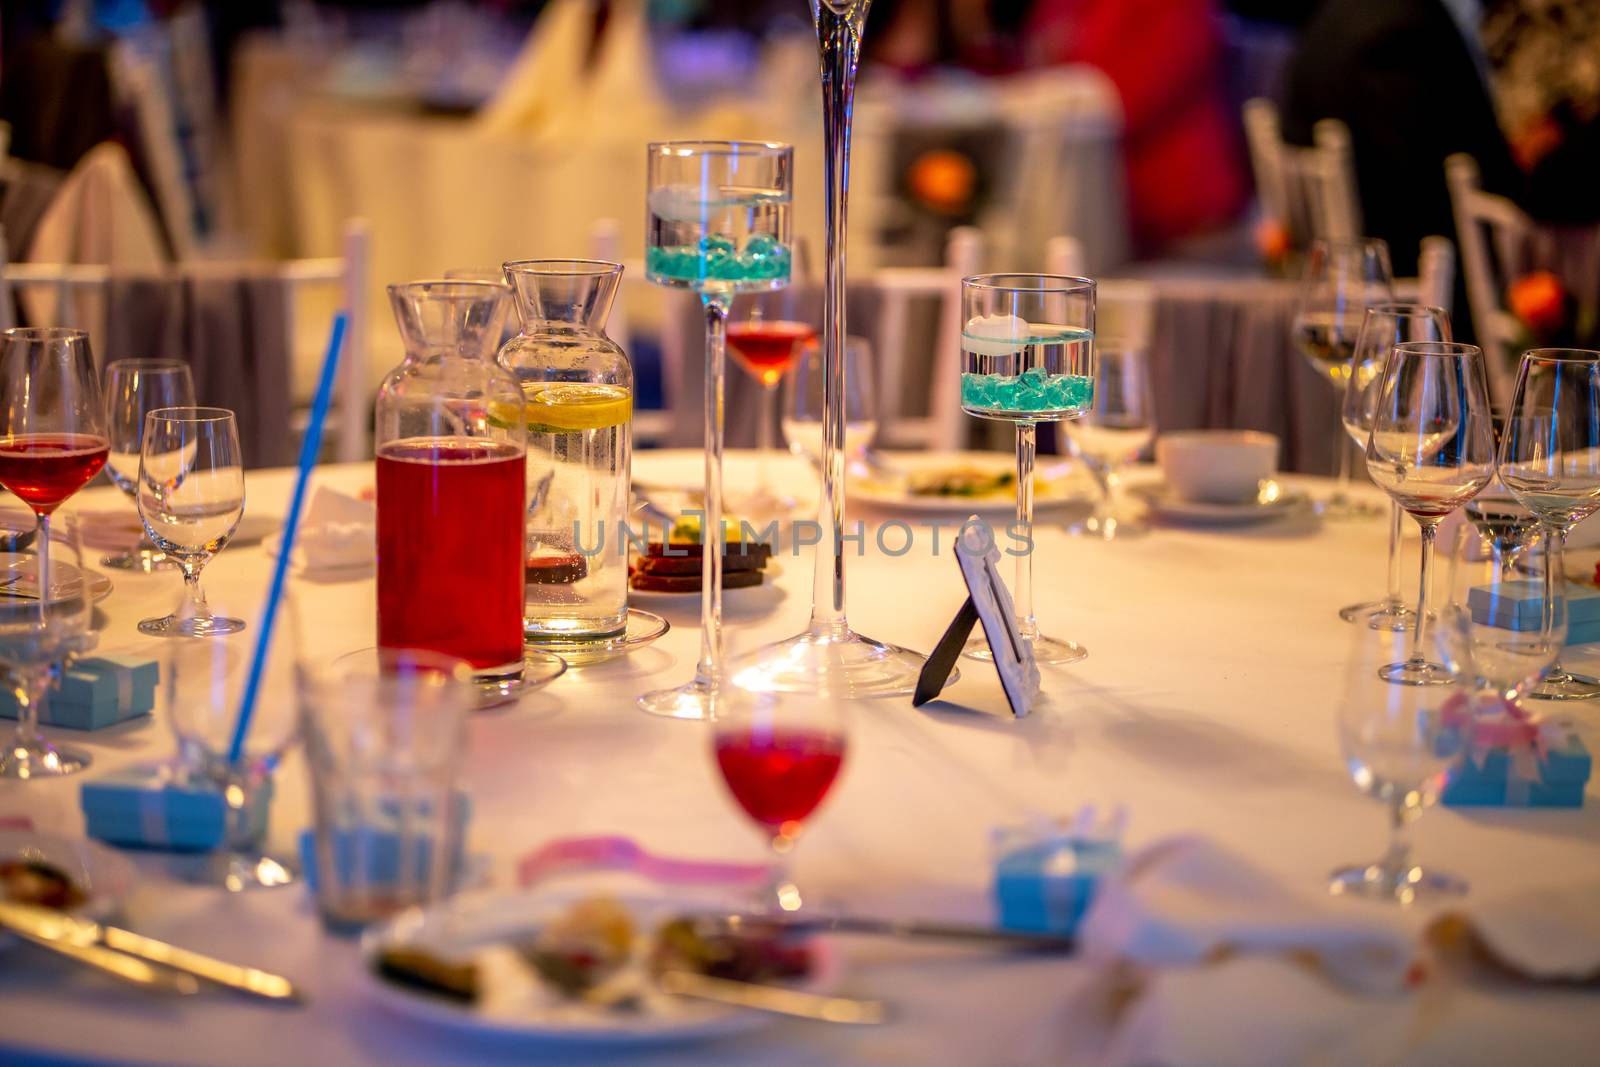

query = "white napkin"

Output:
[[1078, 836, 1416, 993], [264, 486, 374, 576]]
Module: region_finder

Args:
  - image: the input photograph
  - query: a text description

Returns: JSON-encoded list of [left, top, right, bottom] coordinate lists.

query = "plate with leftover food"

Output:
[[362, 889, 839, 1046], [849, 451, 1085, 515]]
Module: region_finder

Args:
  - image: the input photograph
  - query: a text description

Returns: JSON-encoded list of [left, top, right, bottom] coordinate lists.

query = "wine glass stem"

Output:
[[1543, 521, 1568, 676], [181, 564, 212, 622], [1406, 517, 1439, 668], [1383, 501, 1404, 608], [1381, 799, 1414, 878], [696, 296, 729, 690], [1332, 388, 1352, 499], [807, 0, 865, 641], [757, 380, 776, 493], [1016, 422, 1038, 642]]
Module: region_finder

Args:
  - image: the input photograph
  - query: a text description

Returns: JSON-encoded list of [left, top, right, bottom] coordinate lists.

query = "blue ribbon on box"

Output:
[[0, 655, 158, 730], [80, 763, 272, 851]]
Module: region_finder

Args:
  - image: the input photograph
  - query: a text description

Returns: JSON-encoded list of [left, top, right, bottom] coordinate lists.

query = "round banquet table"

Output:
[[1, 451, 1598, 1066]]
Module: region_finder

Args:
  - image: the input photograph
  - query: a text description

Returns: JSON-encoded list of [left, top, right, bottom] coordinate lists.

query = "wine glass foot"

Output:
[[1315, 495, 1385, 521], [964, 632, 1087, 665], [1378, 659, 1453, 686], [1338, 599, 1416, 632], [731, 628, 930, 697], [184, 849, 298, 892], [638, 676, 719, 720], [1528, 669, 1600, 701], [100, 547, 175, 572], [1328, 861, 1465, 904], [138, 613, 248, 637], [0, 736, 91, 779], [1067, 512, 1148, 540]]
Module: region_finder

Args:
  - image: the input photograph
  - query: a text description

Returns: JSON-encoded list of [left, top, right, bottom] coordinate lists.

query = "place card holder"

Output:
[[913, 517, 1041, 717]]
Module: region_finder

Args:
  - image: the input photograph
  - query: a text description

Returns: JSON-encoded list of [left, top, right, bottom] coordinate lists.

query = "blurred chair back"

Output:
[[1445, 152, 1531, 401], [1, 219, 371, 465], [1242, 99, 1361, 246], [1417, 235, 1456, 317]]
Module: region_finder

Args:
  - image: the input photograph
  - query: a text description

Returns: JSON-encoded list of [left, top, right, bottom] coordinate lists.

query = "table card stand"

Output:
[[913, 520, 1041, 716]]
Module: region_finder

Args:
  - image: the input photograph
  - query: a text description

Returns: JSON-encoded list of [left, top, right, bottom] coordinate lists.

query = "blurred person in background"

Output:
[[1024, 0, 1250, 255]]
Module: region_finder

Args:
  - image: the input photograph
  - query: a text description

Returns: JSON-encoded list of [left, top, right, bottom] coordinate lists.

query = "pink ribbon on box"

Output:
[[1440, 693, 1573, 788], [517, 835, 771, 890]]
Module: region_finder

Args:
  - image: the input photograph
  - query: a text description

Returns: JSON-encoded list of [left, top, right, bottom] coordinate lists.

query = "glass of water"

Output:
[[137, 407, 246, 636], [103, 359, 195, 571], [1062, 341, 1153, 540]]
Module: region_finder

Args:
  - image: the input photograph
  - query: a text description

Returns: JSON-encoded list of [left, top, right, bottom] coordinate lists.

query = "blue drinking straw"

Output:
[[227, 312, 348, 764]]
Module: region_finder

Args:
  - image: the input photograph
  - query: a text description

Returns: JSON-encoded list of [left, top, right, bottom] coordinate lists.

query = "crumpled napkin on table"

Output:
[[264, 486, 374, 576], [1077, 836, 1416, 993], [1428, 882, 1600, 984]]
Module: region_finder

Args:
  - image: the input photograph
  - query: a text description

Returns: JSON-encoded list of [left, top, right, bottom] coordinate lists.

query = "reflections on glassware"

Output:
[[102, 358, 195, 572], [1063, 340, 1153, 540]]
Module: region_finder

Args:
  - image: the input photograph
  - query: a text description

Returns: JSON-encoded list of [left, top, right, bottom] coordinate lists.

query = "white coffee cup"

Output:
[[1156, 430, 1279, 503]]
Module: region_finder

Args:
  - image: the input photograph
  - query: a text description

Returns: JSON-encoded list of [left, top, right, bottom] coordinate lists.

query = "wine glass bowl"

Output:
[[1438, 524, 1564, 706], [1063, 341, 1154, 540], [1364, 341, 1495, 685], [782, 335, 878, 470], [137, 407, 247, 637], [102, 358, 196, 571]]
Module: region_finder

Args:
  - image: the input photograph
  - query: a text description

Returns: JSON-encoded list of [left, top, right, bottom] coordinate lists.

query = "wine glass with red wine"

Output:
[[0, 328, 109, 778], [728, 288, 814, 520], [711, 685, 848, 912]]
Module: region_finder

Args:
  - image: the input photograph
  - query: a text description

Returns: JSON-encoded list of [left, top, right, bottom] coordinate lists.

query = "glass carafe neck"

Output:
[[504, 260, 622, 334], [388, 281, 509, 361]]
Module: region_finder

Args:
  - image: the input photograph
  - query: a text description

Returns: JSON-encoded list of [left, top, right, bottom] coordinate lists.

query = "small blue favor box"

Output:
[[993, 836, 1121, 935], [80, 764, 271, 851], [298, 791, 472, 893], [0, 655, 158, 730], [1468, 581, 1600, 645], [1442, 734, 1591, 807]]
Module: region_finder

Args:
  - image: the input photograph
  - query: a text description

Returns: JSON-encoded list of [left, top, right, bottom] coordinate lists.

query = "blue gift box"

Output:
[[993, 836, 1121, 936], [1442, 733, 1591, 807], [1468, 581, 1600, 645], [80, 764, 272, 851], [297, 791, 471, 893], [0, 655, 158, 730]]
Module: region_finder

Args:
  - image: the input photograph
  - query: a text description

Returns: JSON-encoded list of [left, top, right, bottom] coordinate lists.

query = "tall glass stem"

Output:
[[757, 381, 776, 493], [1015, 423, 1038, 641], [1404, 517, 1439, 671], [1379, 799, 1415, 879], [807, 0, 866, 641], [1332, 389, 1352, 500], [1383, 501, 1404, 609], [1543, 522, 1568, 676], [696, 297, 729, 691], [32, 512, 53, 730]]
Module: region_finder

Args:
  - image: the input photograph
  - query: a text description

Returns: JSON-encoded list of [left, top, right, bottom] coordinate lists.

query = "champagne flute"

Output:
[[640, 140, 794, 720], [1365, 341, 1495, 685], [1338, 304, 1450, 628], [102, 358, 196, 571], [1062, 341, 1154, 540], [782, 336, 878, 471], [1293, 239, 1394, 519], [0, 513, 97, 779], [1330, 622, 1468, 903], [137, 407, 246, 637], [711, 684, 848, 913], [1497, 348, 1600, 700]]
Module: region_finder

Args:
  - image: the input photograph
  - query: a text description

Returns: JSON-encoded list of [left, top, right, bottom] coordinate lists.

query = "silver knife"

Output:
[[688, 912, 1077, 952], [0, 901, 301, 1002], [656, 970, 887, 1025], [1, 922, 198, 994]]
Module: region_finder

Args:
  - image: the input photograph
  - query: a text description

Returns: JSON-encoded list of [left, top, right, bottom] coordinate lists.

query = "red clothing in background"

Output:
[[1027, 0, 1249, 252]]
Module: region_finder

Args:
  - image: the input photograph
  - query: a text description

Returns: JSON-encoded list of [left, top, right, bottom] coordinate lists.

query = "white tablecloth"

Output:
[[1, 452, 1598, 1065]]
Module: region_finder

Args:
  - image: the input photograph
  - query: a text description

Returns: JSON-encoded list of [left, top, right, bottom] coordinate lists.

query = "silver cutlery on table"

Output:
[[0, 901, 301, 1002], [684, 912, 1077, 953], [2, 921, 199, 995]]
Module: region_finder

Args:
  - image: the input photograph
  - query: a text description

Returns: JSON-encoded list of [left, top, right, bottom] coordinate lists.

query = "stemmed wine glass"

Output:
[[0, 514, 97, 779], [1364, 341, 1495, 685], [783, 336, 878, 471], [137, 407, 247, 636], [1293, 239, 1395, 518], [957, 274, 1096, 664], [1338, 304, 1450, 628], [1439, 523, 1565, 708], [711, 684, 848, 913], [732, 0, 931, 698], [102, 358, 196, 571], [729, 290, 815, 520], [1496, 348, 1600, 700], [639, 140, 794, 720], [1063, 341, 1153, 540]]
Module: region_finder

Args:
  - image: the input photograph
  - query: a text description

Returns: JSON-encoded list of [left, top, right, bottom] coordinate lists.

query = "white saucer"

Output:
[[1134, 482, 1311, 526]]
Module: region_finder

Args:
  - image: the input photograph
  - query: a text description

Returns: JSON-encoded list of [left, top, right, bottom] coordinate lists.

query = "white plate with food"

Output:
[[849, 451, 1086, 516], [361, 889, 840, 1047], [1133, 481, 1312, 526], [0, 830, 139, 948]]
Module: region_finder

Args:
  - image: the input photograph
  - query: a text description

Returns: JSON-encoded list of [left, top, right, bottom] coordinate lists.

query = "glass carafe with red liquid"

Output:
[[376, 281, 526, 686]]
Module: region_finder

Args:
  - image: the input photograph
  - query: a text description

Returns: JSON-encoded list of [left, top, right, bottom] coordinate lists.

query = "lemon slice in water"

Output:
[[522, 384, 632, 432]]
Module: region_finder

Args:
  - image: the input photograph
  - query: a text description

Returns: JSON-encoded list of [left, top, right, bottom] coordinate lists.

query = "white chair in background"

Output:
[[1417, 234, 1456, 315], [0, 218, 372, 463], [1044, 236, 1156, 353], [1445, 152, 1530, 393], [1242, 98, 1361, 245]]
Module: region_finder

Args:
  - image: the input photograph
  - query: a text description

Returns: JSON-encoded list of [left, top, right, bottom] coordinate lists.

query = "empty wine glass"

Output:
[[1062, 341, 1154, 540], [710, 684, 848, 913], [1364, 341, 1495, 685], [102, 358, 196, 571], [1338, 304, 1450, 628], [137, 407, 246, 637], [1438, 523, 1564, 707], [1330, 622, 1467, 903], [782, 336, 878, 471], [0, 513, 97, 779], [1293, 239, 1395, 519], [1497, 348, 1600, 700]]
